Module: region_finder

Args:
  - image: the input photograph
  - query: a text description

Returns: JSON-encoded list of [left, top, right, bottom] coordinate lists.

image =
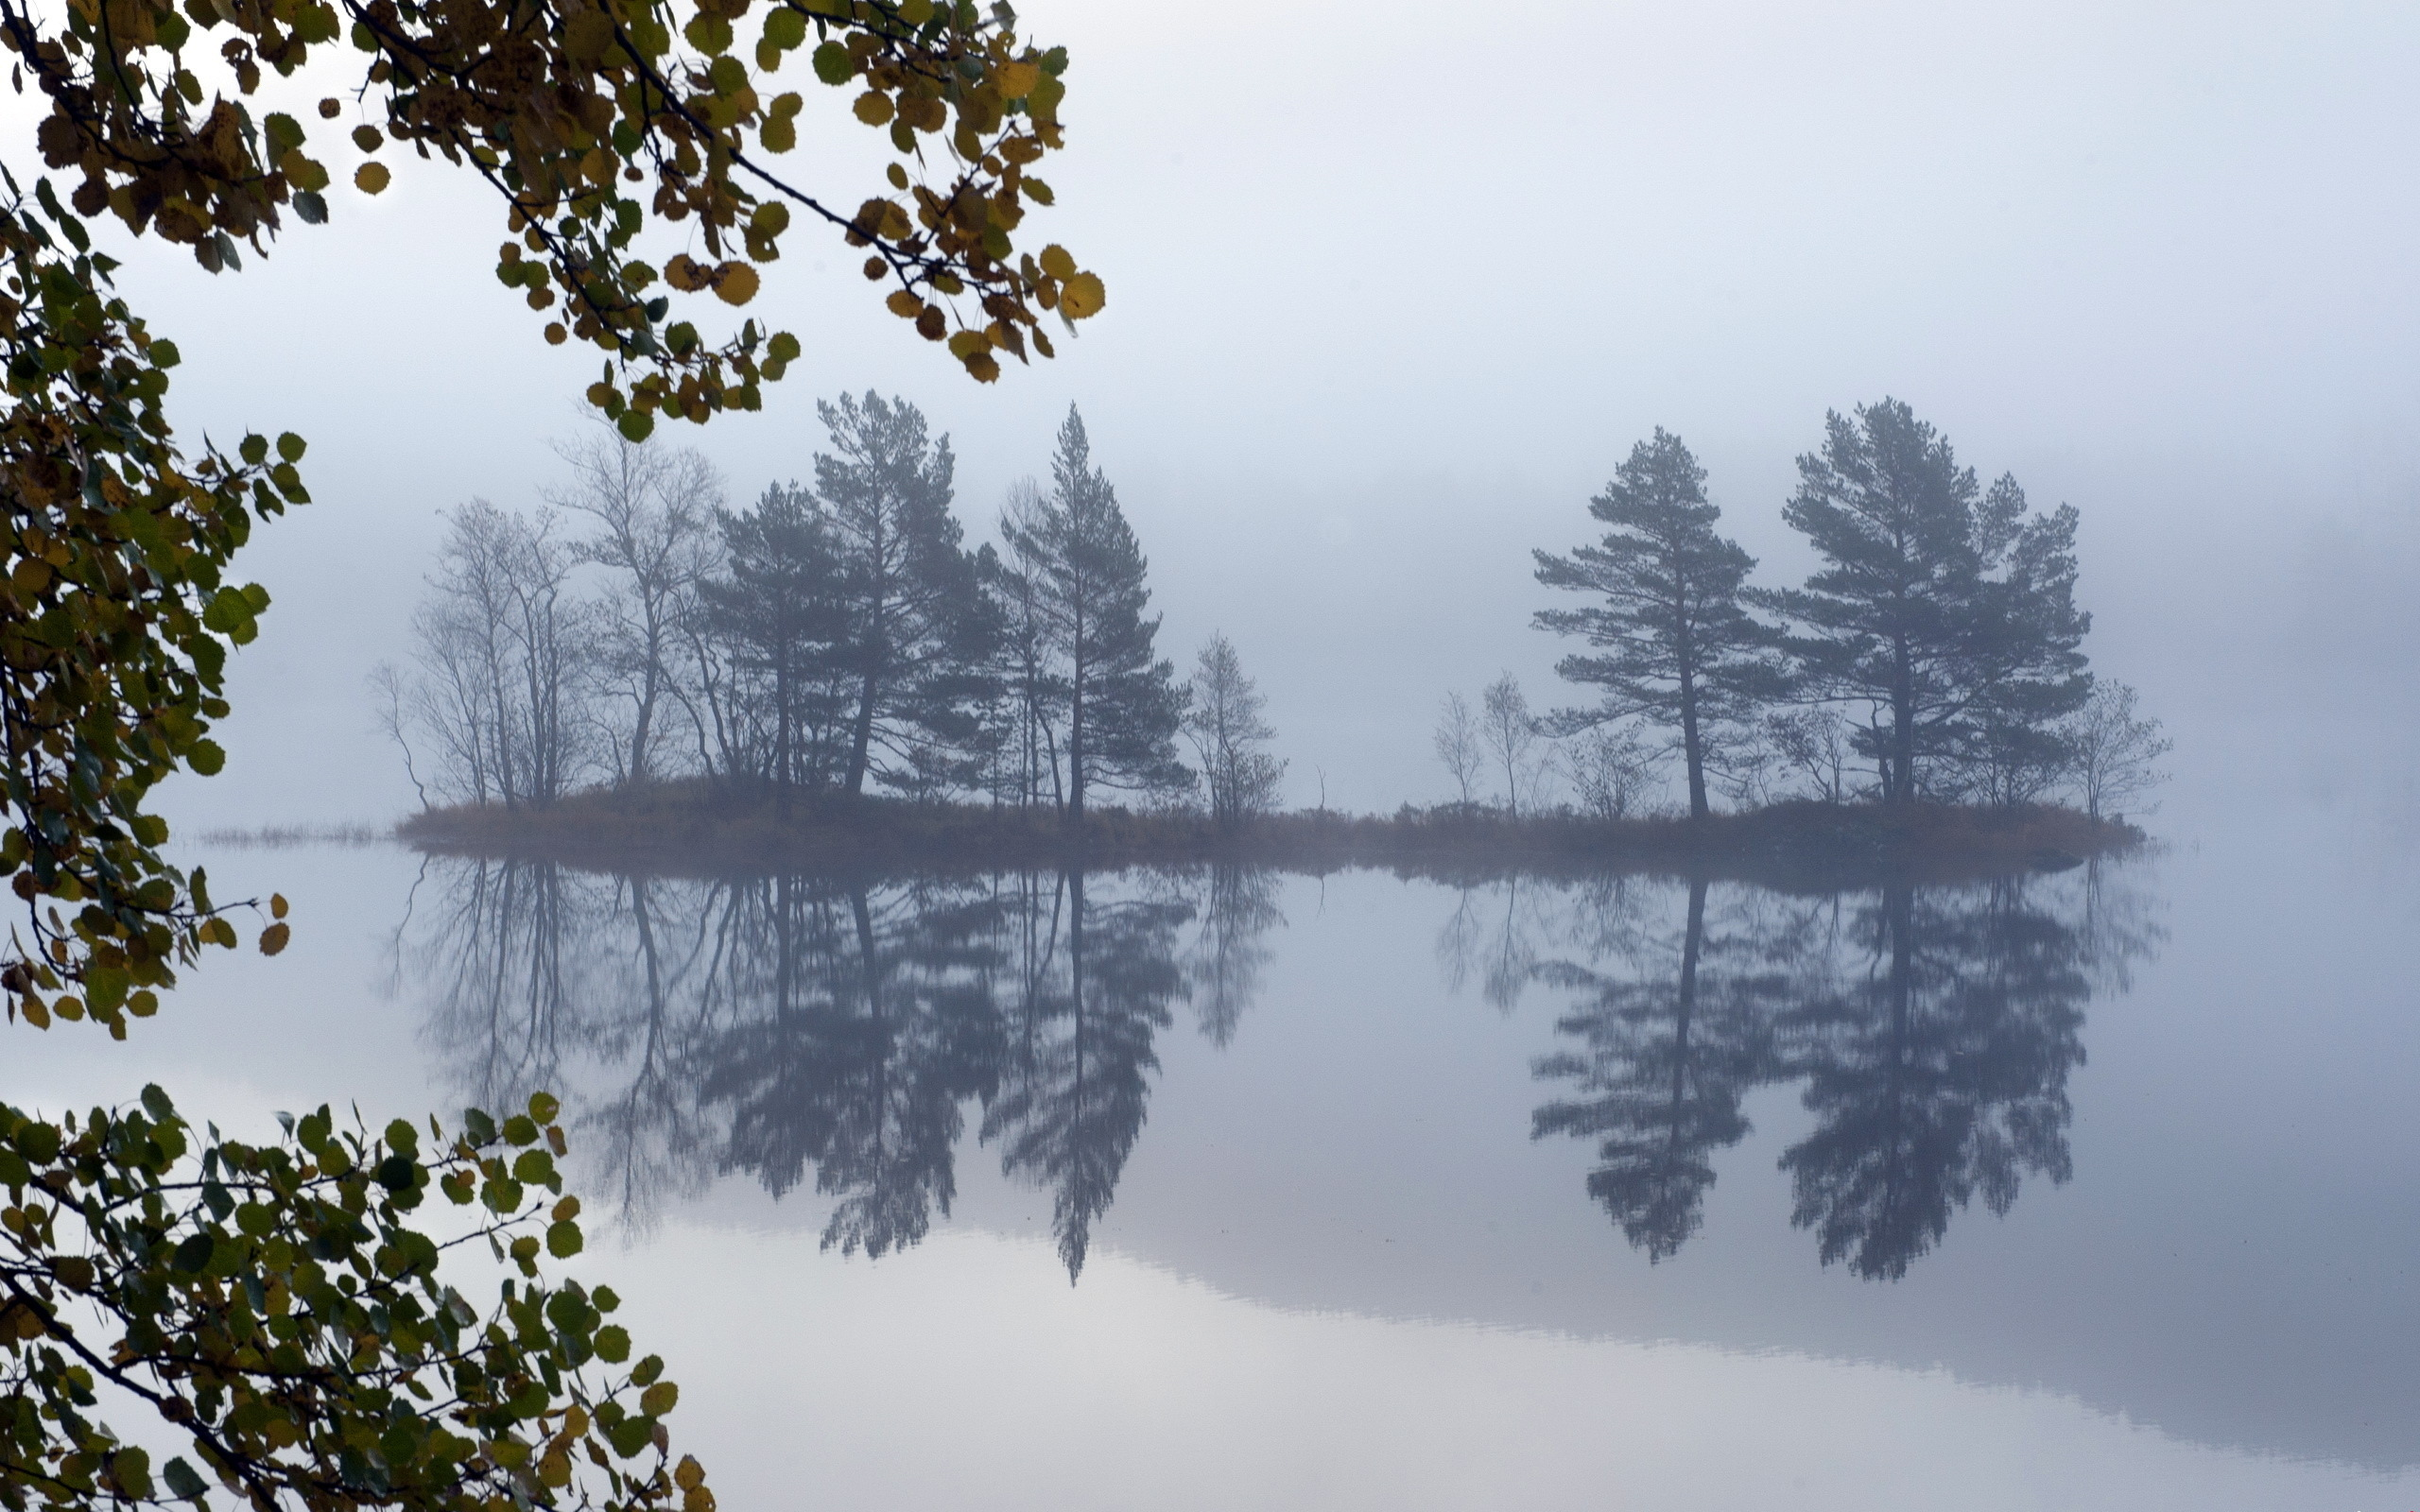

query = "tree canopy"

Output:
[[1534, 427, 1775, 818], [1755, 399, 2091, 803]]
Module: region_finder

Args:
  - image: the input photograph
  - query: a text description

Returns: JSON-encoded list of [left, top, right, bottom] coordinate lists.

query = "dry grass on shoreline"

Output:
[[392, 782, 2142, 892]]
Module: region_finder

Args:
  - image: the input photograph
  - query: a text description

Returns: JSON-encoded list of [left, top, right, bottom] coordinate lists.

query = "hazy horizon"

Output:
[[100, 0, 2418, 831]]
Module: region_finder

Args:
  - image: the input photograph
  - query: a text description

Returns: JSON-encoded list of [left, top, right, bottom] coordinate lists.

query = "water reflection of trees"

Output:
[[400, 861, 1278, 1278], [1527, 862, 2160, 1279], [399, 853, 2157, 1284]]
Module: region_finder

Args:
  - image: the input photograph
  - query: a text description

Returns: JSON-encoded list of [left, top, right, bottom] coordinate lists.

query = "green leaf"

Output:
[[162, 1456, 208, 1501], [111, 1447, 153, 1499], [616, 409, 654, 442], [594, 1324, 631, 1362], [545, 1220, 583, 1258], [171, 1232, 215, 1272], [810, 40, 854, 84], [640, 1381, 678, 1417], [762, 7, 804, 48], [186, 740, 226, 777], [140, 1083, 175, 1122]]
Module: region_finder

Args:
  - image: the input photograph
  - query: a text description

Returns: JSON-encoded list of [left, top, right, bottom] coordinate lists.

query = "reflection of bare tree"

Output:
[[2075, 853, 2168, 995], [1434, 876, 1551, 1012], [409, 858, 601, 1116], [1185, 866, 1284, 1047]]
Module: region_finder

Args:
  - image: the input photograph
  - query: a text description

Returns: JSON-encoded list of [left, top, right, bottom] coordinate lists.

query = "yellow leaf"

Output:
[[1059, 271, 1105, 319], [354, 162, 391, 196], [995, 61, 1040, 98], [884, 290, 923, 318], [259, 921, 291, 956], [1038, 243, 1075, 279], [712, 263, 759, 305], [852, 91, 893, 126], [269, 892, 288, 920]]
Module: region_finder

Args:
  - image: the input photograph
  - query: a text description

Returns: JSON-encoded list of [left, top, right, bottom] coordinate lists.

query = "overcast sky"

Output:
[[105, 0, 2420, 827]]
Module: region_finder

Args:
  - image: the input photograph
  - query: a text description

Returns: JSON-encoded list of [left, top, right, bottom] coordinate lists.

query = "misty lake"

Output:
[[17, 769, 2420, 1512]]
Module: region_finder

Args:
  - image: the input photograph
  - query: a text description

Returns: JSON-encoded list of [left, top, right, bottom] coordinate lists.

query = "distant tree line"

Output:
[[1438, 398, 2171, 820], [378, 398, 1288, 825]]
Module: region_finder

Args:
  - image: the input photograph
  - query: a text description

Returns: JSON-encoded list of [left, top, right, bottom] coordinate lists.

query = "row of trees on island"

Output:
[[377, 396, 1289, 824], [1440, 399, 2171, 821], [380, 392, 2169, 829]]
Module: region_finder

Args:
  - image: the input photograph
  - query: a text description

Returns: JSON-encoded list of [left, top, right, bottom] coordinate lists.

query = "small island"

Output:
[[379, 400, 2169, 893]]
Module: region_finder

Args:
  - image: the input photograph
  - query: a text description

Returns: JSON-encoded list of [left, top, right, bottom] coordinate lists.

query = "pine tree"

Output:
[[1534, 428, 1774, 818], [698, 483, 848, 809], [1755, 400, 2091, 803], [1004, 406, 1189, 819], [810, 391, 997, 797]]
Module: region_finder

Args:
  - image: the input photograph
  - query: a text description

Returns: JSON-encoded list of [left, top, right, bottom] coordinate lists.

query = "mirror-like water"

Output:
[[15, 789, 2419, 1509]]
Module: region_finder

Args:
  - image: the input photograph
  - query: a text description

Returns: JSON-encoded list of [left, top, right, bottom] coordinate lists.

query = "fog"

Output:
[[117, 0, 2420, 831]]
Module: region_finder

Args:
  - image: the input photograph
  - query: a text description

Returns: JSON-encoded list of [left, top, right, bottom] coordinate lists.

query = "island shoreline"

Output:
[[392, 783, 2142, 892]]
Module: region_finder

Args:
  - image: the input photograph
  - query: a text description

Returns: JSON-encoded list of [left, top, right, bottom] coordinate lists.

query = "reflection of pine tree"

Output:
[[1531, 881, 1783, 1261], [1185, 865, 1283, 1047], [983, 870, 1190, 1280], [1778, 880, 2087, 1280], [703, 878, 1004, 1257]]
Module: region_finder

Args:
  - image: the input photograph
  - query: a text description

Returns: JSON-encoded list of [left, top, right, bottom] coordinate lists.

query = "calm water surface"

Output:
[[19, 750, 2420, 1510]]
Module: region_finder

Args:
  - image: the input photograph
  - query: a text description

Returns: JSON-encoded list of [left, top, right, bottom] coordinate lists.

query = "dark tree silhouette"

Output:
[[810, 392, 1000, 797], [697, 484, 849, 807], [1755, 400, 2091, 803], [1002, 407, 1190, 819], [1535, 428, 1776, 817]]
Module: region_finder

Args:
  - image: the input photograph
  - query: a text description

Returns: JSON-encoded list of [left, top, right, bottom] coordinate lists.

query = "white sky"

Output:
[[93, 0, 2420, 826]]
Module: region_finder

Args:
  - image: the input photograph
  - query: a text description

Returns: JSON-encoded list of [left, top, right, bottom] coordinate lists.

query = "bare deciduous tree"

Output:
[[400, 499, 599, 810], [2066, 680, 2171, 820], [1434, 690, 1484, 810], [1183, 631, 1287, 829], [552, 428, 723, 786], [1764, 707, 1858, 804], [1564, 722, 1666, 819], [1481, 672, 1547, 817]]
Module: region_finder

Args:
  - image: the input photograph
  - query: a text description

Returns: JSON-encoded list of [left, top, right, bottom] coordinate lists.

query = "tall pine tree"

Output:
[[698, 483, 848, 807], [1533, 428, 1774, 817], [1003, 406, 1188, 819], [1755, 399, 2091, 803], [810, 391, 997, 797]]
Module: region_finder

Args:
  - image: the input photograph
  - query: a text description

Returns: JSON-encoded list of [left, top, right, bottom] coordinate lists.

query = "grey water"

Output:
[[19, 747, 2420, 1509]]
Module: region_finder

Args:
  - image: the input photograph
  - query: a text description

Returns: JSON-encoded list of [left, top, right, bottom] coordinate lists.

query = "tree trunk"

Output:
[[1678, 663, 1707, 819]]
